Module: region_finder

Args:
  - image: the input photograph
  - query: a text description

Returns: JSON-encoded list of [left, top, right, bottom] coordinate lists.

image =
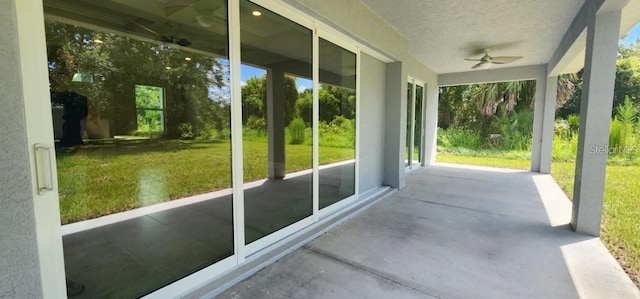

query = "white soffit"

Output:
[[621, 0, 640, 40], [549, 0, 640, 74], [360, 0, 586, 74]]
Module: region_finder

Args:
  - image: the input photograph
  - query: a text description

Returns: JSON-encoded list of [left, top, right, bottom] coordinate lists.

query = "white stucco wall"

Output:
[[358, 53, 387, 192], [0, 0, 44, 297]]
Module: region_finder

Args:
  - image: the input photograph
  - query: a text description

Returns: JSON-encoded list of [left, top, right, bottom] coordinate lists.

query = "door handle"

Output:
[[34, 143, 55, 194]]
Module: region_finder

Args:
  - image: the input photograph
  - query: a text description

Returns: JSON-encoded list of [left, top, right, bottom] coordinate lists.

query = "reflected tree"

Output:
[[45, 20, 229, 139]]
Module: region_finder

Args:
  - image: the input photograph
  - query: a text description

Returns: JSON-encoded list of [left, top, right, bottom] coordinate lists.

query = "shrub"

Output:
[[495, 111, 534, 150], [318, 116, 355, 148], [552, 131, 578, 162], [610, 97, 637, 148], [567, 114, 580, 132], [555, 119, 570, 137], [246, 116, 267, 135], [178, 123, 194, 140], [437, 127, 483, 149], [288, 118, 306, 145]]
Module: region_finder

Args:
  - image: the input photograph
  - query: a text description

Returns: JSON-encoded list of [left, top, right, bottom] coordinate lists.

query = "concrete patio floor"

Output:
[[216, 163, 640, 299]]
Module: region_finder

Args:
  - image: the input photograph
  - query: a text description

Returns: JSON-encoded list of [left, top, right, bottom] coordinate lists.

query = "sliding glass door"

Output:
[[318, 37, 357, 210], [405, 78, 425, 169], [40, 0, 360, 295], [44, 0, 234, 297], [239, 0, 313, 245]]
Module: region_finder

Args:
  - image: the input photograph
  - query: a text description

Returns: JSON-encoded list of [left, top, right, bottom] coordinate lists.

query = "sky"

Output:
[[241, 64, 312, 93], [620, 23, 640, 46]]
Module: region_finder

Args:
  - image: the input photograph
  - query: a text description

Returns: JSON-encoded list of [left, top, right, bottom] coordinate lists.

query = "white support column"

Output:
[[531, 75, 557, 173], [571, 10, 621, 236], [531, 76, 547, 172], [266, 69, 286, 179], [423, 82, 439, 165], [539, 76, 558, 174], [383, 62, 406, 189]]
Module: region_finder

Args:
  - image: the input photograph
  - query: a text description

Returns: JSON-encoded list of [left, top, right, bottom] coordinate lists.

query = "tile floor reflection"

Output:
[[62, 161, 355, 298]]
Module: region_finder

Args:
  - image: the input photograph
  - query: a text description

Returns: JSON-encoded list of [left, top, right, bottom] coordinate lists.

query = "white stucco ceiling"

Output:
[[359, 0, 588, 74]]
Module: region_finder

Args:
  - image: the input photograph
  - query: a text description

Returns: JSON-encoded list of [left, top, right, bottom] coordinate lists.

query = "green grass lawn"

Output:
[[437, 152, 640, 286], [56, 139, 354, 224]]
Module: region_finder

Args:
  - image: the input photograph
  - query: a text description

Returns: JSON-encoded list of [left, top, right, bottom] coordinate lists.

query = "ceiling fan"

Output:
[[465, 49, 523, 69], [130, 20, 192, 47], [158, 0, 198, 17], [157, 0, 227, 27]]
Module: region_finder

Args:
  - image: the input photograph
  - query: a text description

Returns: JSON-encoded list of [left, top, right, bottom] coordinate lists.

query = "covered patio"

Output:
[[3, 0, 640, 297], [212, 163, 640, 298]]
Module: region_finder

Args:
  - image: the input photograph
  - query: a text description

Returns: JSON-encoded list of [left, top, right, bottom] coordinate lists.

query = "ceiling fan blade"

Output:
[[465, 58, 482, 61], [161, 0, 198, 16], [471, 62, 484, 69], [491, 56, 523, 64], [131, 20, 162, 36]]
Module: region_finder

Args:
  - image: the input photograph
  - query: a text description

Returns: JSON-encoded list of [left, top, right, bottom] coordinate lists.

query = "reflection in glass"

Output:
[[44, 0, 233, 296], [414, 85, 424, 163], [319, 38, 357, 209], [240, 0, 313, 244], [406, 82, 413, 166]]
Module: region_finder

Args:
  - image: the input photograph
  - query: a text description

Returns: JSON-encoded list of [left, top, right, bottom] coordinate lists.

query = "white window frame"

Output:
[[134, 84, 166, 133], [406, 76, 426, 171]]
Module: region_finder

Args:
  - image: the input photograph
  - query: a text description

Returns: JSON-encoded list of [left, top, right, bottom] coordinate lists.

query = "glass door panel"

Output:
[[414, 85, 424, 164], [405, 82, 413, 167], [318, 38, 357, 209], [406, 79, 424, 169], [44, 0, 233, 297], [239, 0, 313, 244]]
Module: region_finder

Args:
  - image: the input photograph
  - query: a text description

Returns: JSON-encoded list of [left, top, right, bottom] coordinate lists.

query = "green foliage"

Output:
[[610, 97, 638, 148], [614, 54, 640, 114], [318, 116, 355, 148], [288, 118, 307, 145], [246, 116, 267, 134], [46, 21, 230, 139], [135, 85, 164, 137], [567, 114, 580, 132], [554, 119, 571, 137], [495, 111, 534, 150], [56, 139, 355, 223], [558, 42, 640, 119], [241, 76, 266, 123], [610, 120, 624, 149], [552, 132, 579, 162], [243, 116, 267, 140], [178, 123, 194, 140], [437, 127, 483, 149], [296, 90, 313, 123], [283, 75, 300, 125], [241, 74, 299, 125], [438, 80, 538, 137]]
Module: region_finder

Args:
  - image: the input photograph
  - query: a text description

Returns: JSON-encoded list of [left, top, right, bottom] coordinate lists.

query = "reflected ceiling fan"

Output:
[[158, 0, 198, 17], [465, 49, 523, 69], [157, 0, 226, 28], [131, 20, 193, 47]]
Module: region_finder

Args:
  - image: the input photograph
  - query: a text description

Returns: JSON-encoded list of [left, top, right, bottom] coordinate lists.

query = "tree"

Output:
[[241, 76, 266, 124], [240, 74, 300, 125], [557, 42, 640, 119], [46, 20, 229, 139]]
